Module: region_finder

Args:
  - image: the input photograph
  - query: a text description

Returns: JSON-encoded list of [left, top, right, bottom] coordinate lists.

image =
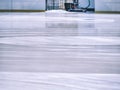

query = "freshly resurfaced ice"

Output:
[[0, 12, 120, 90]]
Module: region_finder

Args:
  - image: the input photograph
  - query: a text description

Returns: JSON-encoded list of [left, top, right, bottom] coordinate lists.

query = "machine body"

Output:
[[65, 0, 91, 12]]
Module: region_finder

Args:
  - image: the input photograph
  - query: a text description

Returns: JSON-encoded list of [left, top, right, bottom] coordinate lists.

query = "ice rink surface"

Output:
[[0, 11, 120, 90]]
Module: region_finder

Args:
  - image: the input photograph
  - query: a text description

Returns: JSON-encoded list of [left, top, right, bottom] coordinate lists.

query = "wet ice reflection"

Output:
[[0, 12, 120, 89]]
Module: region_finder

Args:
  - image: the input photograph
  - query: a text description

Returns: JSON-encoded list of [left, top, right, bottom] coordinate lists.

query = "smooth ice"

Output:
[[0, 72, 120, 90], [0, 11, 120, 90]]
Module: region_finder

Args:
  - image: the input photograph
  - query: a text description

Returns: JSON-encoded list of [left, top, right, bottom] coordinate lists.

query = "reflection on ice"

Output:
[[0, 12, 120, 90]]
